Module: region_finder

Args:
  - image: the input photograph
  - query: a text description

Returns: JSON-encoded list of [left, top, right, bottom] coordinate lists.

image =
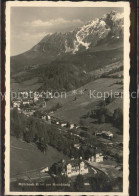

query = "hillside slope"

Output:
[[11, 10, 124, 92], [10, 136, 69, 177]]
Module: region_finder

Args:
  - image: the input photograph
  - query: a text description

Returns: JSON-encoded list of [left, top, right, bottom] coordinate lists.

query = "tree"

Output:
[[20, 102, 24, 109], [98, 114, 105, 123], [80, 131, 90, 138], [10, 108, 26, 138], [23, 129, 32, 143], [79, 119, 85, 126], [37, 137, 48, 153], [89, 176, 98, 191], [84, 148, 95, 160], [55, 175, 69, 184], [89, 173, 112, 191], [105, 96, 114, 105], [113, 108, 123, 131], [50, 163, 63, 175], [100, 100, 106, 107], [115, 153, 123, 163], [74, 175, 85, 191], [57, 139, 65, 152]]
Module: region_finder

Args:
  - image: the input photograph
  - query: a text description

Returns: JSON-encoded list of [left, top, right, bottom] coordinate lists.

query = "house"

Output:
[[95, 131, 113, 140], [22, 100, 30, 105], [95, 153, 104, 162], [42, 115, 46, 120], [74, 144, 80, 149], [12, 101, 21, 108], [34, 96, 39, 102], [88, 147, 104, 163], [88, 156, 95, 162], [40, 167, 49, 173], [47, 115, 51, 120], [61, 122, 67, 127], [66, 158, 88, 177], [70, 124, 75, 129], [42, 114, 51, 124], [102, 131, 113, 139], [17, 107, 21, 112], [22, 109, 35, 117], [51, 158, 88, 178], [89, 153, 103, 163], [95, 132, 102, 136], [43, 101, 47, 108]]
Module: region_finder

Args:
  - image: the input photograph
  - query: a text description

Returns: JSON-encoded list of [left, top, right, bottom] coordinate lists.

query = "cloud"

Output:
[[23, 32, 48, 40], [11, 18, 84, 55], [24, 18, 83, 28], [12, 31, 49, 41], [11, 31, 50, 55]]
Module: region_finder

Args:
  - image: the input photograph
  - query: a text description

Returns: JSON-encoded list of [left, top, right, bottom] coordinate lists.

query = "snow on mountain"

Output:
[[72, 11, 123, 53], [30, 10, 123, 56], [66, 10, 123, 54], [11, 11, 124, 74]]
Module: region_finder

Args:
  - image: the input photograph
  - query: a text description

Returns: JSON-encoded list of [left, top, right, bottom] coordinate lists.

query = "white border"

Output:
[[5, 1, 130, 195]]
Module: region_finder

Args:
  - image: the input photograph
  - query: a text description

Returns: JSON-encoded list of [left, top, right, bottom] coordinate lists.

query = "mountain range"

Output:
[[11, 11, 124, 91]]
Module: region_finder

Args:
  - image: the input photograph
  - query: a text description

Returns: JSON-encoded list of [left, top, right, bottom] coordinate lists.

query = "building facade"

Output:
[[66, 159, 88, 177]]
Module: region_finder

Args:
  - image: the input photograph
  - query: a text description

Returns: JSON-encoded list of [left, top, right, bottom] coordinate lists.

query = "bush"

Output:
[[74, 175, 85, 191], [113, 108, 123, 131]]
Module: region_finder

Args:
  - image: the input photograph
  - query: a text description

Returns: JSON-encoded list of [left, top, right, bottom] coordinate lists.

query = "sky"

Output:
[[10, 7, 123, 56]]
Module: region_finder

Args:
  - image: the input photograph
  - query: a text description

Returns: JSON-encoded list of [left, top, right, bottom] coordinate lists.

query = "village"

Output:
[[10, 91, 123, 188]]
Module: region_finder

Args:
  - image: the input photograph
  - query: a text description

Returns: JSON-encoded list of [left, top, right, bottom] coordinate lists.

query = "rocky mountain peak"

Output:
[[31, 11, 123, 55]]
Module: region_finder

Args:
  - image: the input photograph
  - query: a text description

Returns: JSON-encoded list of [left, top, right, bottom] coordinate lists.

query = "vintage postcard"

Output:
[[5, 1, 130, 195]]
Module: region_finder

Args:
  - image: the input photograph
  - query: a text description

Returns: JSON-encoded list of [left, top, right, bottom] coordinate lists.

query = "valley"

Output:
[[10, 10, 124, 192]]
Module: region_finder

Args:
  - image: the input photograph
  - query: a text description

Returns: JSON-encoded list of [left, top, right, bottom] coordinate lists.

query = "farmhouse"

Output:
[[95, 132, 102, 136], [102, 131, 113, 139], [42, 114, 51, 124], [42, 115, 46, 120], [95, 153, 104, 162], [12, 101, 21, 108], [89, 153, 104, 163], [74, 144, 80, 149], [60, 122, 67, 127], [43, 101, 47, 108], [95, 131, 113, 140], [88, 147, 104, 163], [40, 167, 49, 173], [22, 100, 30, 105], [69, 124, 75, 129], [22, 109, 35, 117], [34, 96, 39, 102], [47, 115, 51, 120]]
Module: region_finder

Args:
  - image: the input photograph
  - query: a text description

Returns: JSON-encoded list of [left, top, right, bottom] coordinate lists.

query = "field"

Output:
[[11, 77, 42, 91], [10, 136, 69, 177], [10, 59, 123, 186], [87, 161, 122, 179], [42, 74, 123, 159], [44, 76, 123, 124]]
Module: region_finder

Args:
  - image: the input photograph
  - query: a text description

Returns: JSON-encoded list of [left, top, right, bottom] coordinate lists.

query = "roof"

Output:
[[24, 109, 35, 112], [13, 100, 21, 103], [102, 131, 113, 134], [58, 159, 84, 168]]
